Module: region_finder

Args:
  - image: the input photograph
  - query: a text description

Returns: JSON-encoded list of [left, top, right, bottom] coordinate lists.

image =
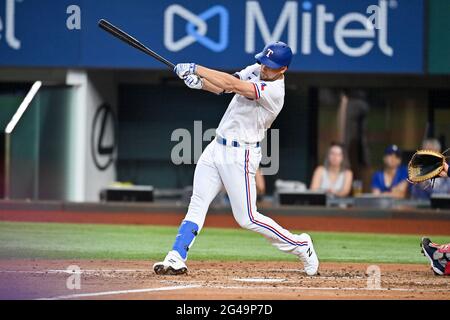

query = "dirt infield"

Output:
[[0, 259, 448, 300], [2, 210, 450, 235]]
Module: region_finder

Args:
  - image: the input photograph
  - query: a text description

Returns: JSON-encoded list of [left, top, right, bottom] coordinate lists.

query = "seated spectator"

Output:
[[371, 144, 408, 198], [411, 139, 450, 199], [310, 142, 353, 197]]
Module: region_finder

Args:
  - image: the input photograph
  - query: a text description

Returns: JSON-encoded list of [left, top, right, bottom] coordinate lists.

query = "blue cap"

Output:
[[255, 41, 293, 69], [384, 144, 401, 156]]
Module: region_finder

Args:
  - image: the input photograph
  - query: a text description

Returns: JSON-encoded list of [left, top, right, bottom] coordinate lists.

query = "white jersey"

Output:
[[216, 63, 285, 143]]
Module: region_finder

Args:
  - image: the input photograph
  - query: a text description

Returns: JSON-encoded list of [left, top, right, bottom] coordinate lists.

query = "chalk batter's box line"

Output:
[[37, 283, 450, 300]]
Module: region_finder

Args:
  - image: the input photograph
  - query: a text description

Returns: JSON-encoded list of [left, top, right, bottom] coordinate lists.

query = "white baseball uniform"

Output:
[[183, 63, 310, 258]]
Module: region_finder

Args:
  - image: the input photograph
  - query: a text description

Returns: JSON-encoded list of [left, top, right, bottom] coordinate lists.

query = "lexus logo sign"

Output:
[[91, 103, 117, 171]]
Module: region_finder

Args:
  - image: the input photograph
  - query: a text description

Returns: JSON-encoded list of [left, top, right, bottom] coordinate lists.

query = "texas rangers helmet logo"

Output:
[[266, 49, 274, 57]]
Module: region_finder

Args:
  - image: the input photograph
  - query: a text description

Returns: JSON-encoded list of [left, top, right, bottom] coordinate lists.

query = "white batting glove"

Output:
[[174, 63, 197, 79], [184, 74, 203, 90]]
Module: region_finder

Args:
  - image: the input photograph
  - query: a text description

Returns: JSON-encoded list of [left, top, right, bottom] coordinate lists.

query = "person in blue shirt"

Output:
[[371, 144, 408, 198]]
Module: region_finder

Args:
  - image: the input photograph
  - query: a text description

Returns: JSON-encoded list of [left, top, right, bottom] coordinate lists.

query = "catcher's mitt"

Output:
[[407, 149, 446, 184]]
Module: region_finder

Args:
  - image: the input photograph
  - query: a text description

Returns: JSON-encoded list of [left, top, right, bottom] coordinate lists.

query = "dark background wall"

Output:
[[117, 82, 314, 192]]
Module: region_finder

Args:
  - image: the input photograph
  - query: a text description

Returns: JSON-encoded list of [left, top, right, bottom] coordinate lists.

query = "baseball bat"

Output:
[[98, 19, 175, 69]]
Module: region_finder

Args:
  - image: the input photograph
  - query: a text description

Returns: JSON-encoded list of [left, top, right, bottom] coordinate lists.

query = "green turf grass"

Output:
[[0, 221, 449, 264]]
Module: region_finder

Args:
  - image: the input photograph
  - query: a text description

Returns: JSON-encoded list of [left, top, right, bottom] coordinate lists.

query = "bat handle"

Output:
[[164, 61, 175, 70]]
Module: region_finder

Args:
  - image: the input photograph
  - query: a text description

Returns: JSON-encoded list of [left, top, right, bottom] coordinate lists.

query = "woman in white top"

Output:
[[310, 142, 353, 197]]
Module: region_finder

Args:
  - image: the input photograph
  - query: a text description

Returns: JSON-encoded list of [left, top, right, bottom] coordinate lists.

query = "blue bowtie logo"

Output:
[[164, 4, 229, 52]]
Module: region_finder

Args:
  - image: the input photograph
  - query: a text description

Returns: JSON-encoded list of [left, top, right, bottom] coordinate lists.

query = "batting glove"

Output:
[[174, 63, 197, 79], [184, 75, 203, 90]]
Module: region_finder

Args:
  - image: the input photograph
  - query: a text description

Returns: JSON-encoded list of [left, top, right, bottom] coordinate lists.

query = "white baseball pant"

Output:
[[184, 139, 309, 257]]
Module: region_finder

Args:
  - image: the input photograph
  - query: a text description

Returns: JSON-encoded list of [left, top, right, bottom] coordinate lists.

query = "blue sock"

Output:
[[172, 220, 199, 260]]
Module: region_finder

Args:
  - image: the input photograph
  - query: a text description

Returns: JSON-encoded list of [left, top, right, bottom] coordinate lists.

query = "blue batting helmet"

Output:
[[255, 41, 293, 69]]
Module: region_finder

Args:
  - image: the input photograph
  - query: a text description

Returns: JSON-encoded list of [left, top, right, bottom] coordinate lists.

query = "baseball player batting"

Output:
[[153, 42, 319, 276]]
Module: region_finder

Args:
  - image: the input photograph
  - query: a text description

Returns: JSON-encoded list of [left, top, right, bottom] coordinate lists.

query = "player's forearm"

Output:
[[202, 78, 226, 95], [197, 66, 238, 92]]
